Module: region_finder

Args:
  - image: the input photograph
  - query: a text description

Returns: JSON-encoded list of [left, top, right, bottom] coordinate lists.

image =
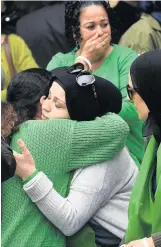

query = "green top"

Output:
[[47, 44, 144, 167], [125, 137, 161, 243], [2, 114, 129, 247], [119, 13, 161, 53]]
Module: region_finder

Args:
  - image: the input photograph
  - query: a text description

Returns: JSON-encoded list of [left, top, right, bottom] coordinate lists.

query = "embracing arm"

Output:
[[69, 113, 129, 169], [23, 157, 125, 236], [12, 114, 129, 173]]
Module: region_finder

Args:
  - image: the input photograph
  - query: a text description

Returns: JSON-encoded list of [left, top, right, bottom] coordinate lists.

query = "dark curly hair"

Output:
[[1, 102, 19, 142], [65, 1, 119, 48], [7, 68, 52, 125], [2, 68, 52, 142]]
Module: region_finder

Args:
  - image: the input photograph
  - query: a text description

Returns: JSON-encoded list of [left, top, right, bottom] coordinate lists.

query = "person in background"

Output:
[[120, 50, 161, 247], [2, 68, 129, 247], [1, 1, 48, 35], [109, 1, 141, 44], [1, 33, 38, 101], [16, 2, 72, 67], [1, 0, 38, 102], [1, 1, 23, 35], [119, 1, 161, 53], [47, 0, 144, 167]]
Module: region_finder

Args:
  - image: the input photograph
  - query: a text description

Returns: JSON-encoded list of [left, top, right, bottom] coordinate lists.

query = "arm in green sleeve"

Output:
[[11, 114, 129, 173], [69, 113, 129, 169]]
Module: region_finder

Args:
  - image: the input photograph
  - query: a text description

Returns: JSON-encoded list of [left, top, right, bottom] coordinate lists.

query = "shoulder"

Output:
[[113, 44, 138, 59], [101, 113, 129, 132], [72, 148, 137, 191], [120, 14, 154, 41], [47, 49, 75, 71], [8, 34, 25, 45], [112, 44, 138, 68], [8, 34, 28, 57], [11, 119, 75, 153], [20, 119, 75, 131]]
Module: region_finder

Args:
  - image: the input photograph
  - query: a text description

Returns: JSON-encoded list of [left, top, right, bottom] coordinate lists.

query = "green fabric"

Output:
[[23, 170, 39, 184], [119, 13, 161, 53], [119, 100, 144, 167], [67, 225, 97, 247], [2, 114, 129, 247], [47, 44, 144, 167], [125, 137, 161, 243]]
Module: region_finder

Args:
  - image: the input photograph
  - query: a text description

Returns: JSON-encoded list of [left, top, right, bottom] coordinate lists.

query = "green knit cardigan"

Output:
[[125, 136, 161, 243], [2, 114, 129, 247]]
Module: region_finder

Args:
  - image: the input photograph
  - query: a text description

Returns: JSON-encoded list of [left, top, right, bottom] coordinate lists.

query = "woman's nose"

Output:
[[96, 26, 104, 37]]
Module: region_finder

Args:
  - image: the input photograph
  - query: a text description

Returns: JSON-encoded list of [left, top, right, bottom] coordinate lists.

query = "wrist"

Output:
[[22, 168, 37, 181], [23, 169, 38, 184], [75, 58, 88, 71], [76, 55, 92, 72]]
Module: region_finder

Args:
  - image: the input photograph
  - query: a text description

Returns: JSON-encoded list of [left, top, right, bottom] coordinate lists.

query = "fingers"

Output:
[[86, 32, 109, 44], [13, 150, 21, 159], [88, 33, 98, 42], [98, 33, 109, 41], [17, 139, 30, 155], [99, 34, 110, 45], [90, 34, 110, 48]]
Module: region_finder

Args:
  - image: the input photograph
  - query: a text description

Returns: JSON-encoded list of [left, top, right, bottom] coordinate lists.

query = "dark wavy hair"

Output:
[[7, 68, 52, 125], [1, 102, 19, 142], [65, 1, 119, 48]]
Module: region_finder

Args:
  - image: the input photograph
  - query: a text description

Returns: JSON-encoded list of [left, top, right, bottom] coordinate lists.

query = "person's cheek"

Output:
[[50, 105, 56, 118], [81, 28, 96, 42], [106, 26, 111, 38]]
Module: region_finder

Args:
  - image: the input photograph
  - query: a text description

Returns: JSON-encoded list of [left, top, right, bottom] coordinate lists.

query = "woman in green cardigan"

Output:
[[2, 68, 129, 247], [46, 1, 144, 167], [122, 50, 161, 247]]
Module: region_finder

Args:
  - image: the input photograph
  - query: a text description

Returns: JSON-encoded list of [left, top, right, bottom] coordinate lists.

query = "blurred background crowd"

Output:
[[1, 1, 161, 247], [1, 1, 161, 99]]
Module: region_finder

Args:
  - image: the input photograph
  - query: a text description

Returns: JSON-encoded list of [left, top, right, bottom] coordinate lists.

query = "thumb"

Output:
[[13, 150, 21, 160]]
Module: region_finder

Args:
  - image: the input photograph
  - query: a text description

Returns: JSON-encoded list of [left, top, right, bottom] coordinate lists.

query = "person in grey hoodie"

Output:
[[14, 66, 138, 247]]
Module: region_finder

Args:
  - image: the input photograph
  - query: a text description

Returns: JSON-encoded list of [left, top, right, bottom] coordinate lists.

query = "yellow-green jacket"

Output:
[[1, 34, 38, 101], [119, 13, 161, 54]]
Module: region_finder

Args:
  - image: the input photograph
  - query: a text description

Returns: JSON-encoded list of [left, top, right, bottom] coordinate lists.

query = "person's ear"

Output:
[[40, 96, 46, 106]]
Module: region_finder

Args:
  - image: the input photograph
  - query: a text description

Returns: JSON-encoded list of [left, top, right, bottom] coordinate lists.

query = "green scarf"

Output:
[[125, 136, 161, 243], [2, 114, 128, 247]]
